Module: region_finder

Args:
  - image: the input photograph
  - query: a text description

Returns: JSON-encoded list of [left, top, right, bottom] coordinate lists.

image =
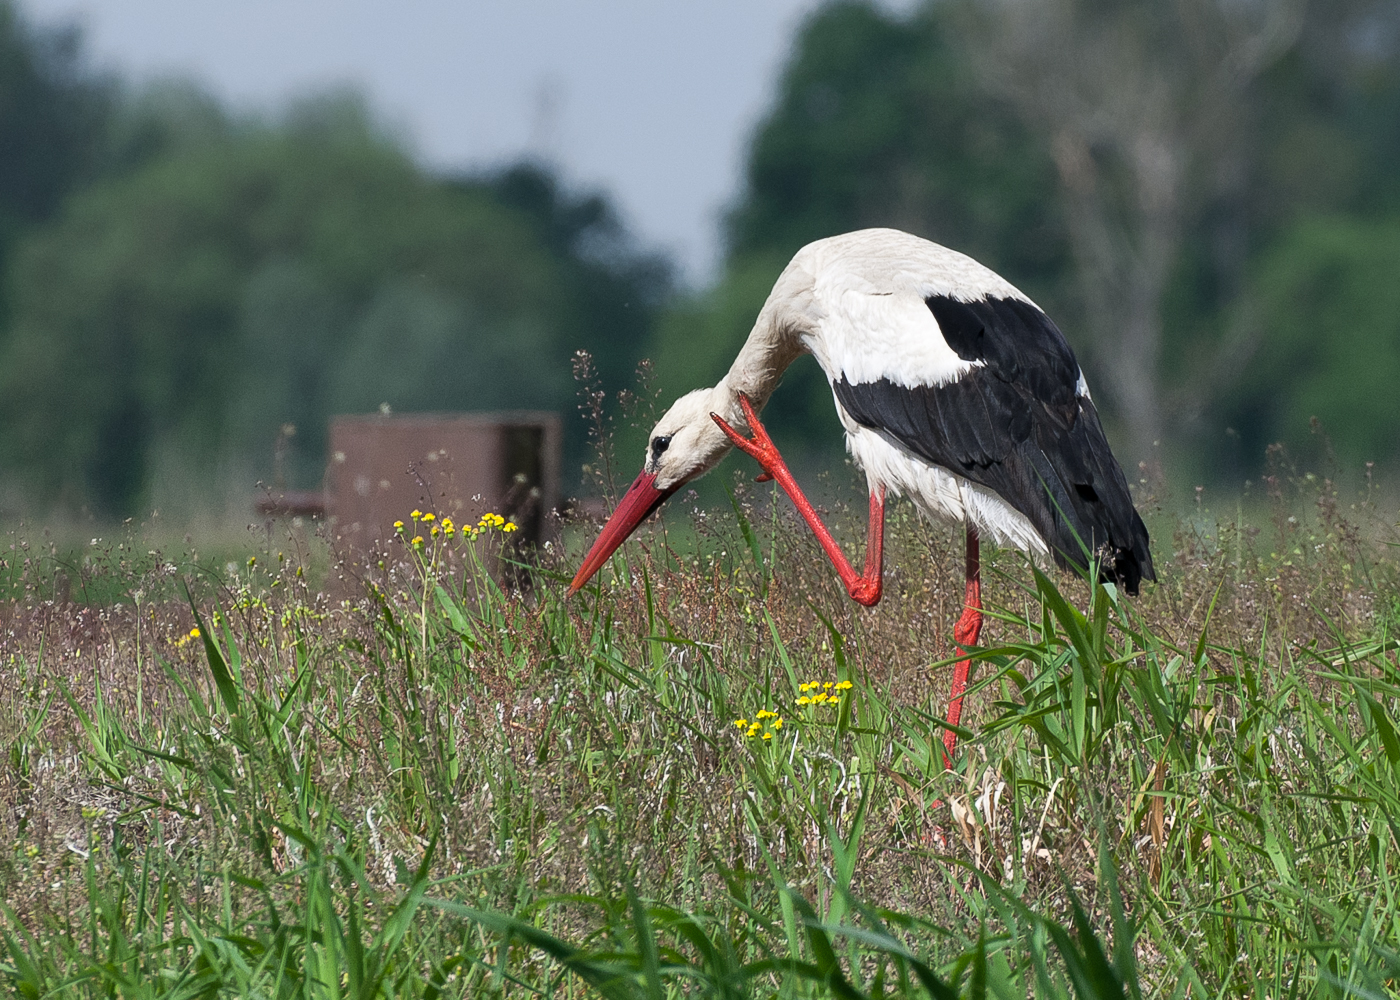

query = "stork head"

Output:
[[569, 385, 741, 594]]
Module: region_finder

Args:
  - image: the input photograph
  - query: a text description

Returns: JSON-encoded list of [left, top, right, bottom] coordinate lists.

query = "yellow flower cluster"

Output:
[[174, 626, 201, 648], [392, 514, 425, 546], [733, 709, 785, 740], [478, 512, 519, 533], [796, 679, 853, 706], [395, 509, 519, 547]]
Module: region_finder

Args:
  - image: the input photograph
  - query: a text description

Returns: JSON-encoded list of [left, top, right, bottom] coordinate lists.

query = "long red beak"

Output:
[[568, 470, 678, 595]]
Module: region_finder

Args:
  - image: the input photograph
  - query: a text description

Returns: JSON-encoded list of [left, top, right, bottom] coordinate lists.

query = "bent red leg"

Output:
[[942, 524, 982, 766], [712, 394, 885, 607]]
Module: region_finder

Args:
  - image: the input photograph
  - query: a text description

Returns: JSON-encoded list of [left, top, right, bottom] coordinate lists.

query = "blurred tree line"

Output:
[[660, 0, 1400, 486], [2, 0, 1399, 520], [0, 1, 668, 517]]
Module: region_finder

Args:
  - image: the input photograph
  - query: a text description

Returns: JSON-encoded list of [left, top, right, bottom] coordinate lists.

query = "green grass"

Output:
[[2, 466, 1399, 998]]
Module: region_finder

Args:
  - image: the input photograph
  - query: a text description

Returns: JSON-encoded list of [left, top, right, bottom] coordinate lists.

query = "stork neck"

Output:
[[719, 307, 803, 416]]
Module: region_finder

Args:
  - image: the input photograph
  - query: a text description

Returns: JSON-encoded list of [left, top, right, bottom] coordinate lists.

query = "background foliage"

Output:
[[2, 0, 1400, 519]]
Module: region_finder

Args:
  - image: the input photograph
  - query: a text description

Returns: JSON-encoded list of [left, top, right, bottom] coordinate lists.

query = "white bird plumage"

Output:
[[629, 229, 1123, 560], [792, 233, 1053, 551]]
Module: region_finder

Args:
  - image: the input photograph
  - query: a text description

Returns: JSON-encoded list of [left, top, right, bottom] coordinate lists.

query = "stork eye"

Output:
[[651, 435, 672, 459]]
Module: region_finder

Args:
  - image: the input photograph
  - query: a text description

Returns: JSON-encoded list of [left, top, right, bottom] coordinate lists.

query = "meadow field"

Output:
[[2, 456, 1399, 998]]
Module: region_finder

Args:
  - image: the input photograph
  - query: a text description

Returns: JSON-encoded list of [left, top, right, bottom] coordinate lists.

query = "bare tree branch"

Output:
[[950, 0, 1304, 465]]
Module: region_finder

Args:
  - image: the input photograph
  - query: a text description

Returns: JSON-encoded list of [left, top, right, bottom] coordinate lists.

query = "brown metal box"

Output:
[[326, 411, 561, 564]]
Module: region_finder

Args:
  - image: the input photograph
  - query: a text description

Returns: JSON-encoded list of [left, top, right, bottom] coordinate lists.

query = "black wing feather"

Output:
[[833, 295, 1154, 593]]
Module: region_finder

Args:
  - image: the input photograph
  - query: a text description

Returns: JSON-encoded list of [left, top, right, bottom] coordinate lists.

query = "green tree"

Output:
[[659, 0, 1400, 485], [0, 1, 109, 318], [1219, 216, 1400, 472], [728, 2, 1065, 287], [0, 92, 666, 516], [483, 165, 671, 397], [653, 1, 1067, 467], [1165, 0, 1400, 478]]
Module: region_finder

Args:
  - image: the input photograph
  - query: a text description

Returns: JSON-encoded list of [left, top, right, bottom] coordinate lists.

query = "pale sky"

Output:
[[20, 0, 834, 285]]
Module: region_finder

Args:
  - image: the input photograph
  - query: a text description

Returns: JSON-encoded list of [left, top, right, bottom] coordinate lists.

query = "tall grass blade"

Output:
[[185, 587, 239, 719]]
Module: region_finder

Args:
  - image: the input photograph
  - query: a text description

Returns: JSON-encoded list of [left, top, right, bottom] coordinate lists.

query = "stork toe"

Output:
[[711, 410, 782, 474]]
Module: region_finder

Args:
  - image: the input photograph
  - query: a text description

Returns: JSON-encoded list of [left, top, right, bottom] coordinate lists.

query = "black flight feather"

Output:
[[832, 294, 1154, 593]]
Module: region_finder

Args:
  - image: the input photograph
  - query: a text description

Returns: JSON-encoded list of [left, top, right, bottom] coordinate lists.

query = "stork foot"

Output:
[[711, 393, 786, 480], [712, 393, 886, 608]]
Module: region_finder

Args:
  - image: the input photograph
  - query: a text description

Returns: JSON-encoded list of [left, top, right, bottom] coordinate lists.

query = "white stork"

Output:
[[569, 228, 1154, 764]]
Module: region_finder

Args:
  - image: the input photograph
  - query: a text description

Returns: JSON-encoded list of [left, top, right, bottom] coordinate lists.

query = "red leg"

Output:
[[712, 394, 885, 607], [941, 524, 982, 766]]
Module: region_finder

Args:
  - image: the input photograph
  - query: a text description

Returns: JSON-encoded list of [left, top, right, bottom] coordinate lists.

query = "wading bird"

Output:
[[569, 228, 1153, 764]]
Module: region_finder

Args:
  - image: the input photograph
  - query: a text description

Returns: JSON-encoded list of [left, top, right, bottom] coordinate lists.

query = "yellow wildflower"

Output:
[[772, 718, 784, 730], [411, 509, 422, 520], [430, 526, 440, 537], [422, 512, 435, 522], [504, 522, 519, 533], [837, 680, 853, 690], [393, 520, 404, 530], [411, 535, 424, 547], [189, 627, 200, 639], [762, 731, 773, 740], [734, 719, 748, 728], [797, 696, 810, 705]]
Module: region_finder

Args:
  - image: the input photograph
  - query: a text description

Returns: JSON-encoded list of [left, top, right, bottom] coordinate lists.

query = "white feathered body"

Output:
[[645, 227, 1153, 590], [744, 229, 1090, 555]]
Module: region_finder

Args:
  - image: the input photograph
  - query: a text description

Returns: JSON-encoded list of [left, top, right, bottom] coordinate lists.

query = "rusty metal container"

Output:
[[325, 411, 561, 566]]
